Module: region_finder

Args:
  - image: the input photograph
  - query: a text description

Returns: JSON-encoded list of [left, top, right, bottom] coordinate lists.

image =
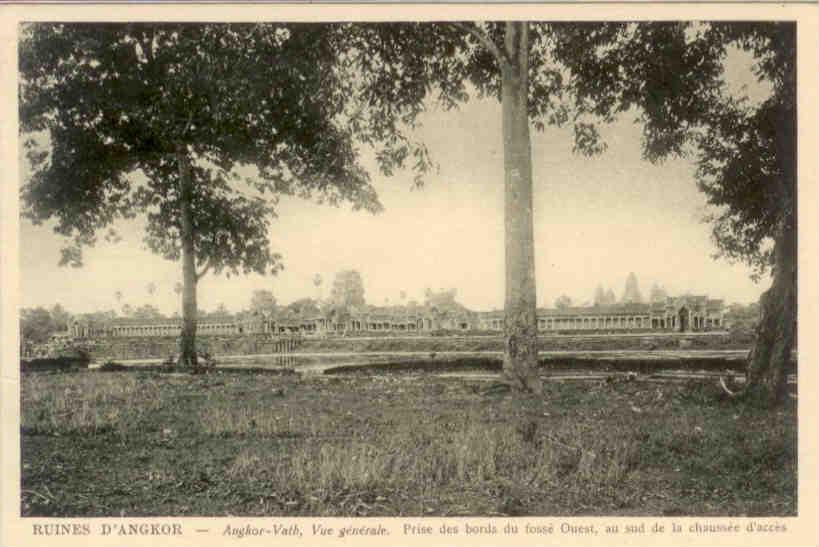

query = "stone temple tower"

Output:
[[622, 272, 643, 304]]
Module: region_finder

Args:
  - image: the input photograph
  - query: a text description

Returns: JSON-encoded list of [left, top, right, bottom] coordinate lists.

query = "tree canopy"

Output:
[[549, 22, 796, 402], [20, 308, 58, 344], [129, 304, 164, 320], [285, 298, 322, 318], [329, 270, 366, 310], [19, 23, 428, 366], [20, 21, 795, 392], [20, 23, 385, 274], [249, 289, 277, 315], [549, 22, 795, 279]]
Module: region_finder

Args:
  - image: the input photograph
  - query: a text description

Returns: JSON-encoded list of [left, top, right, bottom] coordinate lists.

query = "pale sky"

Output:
[[19, 96, 767, 317], [17, 41, 772, 317]]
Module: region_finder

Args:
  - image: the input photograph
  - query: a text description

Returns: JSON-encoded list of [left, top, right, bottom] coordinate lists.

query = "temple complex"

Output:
[[68, 294, 725, 339]]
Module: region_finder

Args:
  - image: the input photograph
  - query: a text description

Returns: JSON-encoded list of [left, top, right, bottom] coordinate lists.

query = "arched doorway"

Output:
[[677, 306, 689, 332]]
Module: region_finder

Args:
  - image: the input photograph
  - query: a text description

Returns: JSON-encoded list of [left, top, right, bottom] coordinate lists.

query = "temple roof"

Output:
[[537, 303, 653, 316]]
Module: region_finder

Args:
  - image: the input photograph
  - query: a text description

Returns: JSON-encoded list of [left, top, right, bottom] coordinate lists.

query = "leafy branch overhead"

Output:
[[20, 21, 795, 393], [19, 21, 611, 274], [549, 22, 794, 279], [20, 23, 391, 274]]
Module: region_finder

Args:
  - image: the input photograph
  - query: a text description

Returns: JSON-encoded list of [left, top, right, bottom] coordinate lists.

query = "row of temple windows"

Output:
[[80, 314, 723, 337], [538, 316, 653, 329], [482, 316, 722, 330], [105, 323, 242, 336]]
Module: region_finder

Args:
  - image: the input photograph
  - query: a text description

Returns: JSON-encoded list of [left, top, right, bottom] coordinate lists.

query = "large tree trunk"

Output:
[[501, 22, 542, 395], [734, 90, 797, 405], [742, 71, 798, 405], [177, 146, 198, 369], [742, 216, 796, 404]]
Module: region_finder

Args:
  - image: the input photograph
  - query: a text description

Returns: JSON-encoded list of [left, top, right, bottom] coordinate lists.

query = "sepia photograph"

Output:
[[2, 4, 817, 546]]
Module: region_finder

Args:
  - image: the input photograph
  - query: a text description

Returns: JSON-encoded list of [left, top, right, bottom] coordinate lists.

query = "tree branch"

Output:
[[196, 259, 212, 281], [452, 22, 510, 68], [519, 22, 529, 83]]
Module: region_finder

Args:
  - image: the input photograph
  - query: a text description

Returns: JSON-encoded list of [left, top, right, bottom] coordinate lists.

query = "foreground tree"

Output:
[[341, 21, 612, 391], [551, 22, 796, 403], [20, 23, 388, 368], [21, 21, 636, 388]]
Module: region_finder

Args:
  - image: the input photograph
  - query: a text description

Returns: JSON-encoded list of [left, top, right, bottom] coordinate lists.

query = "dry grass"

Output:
[[20, 370, 796, 517]]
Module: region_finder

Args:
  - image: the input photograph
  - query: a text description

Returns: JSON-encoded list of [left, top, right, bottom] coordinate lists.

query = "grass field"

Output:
[[20, 369, 796, 517]]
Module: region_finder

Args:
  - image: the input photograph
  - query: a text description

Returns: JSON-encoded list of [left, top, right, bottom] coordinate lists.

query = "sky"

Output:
[[17, 43, 771, 317]]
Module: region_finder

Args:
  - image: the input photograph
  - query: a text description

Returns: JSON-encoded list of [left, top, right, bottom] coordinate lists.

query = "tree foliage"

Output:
[[19, 23, 386, 274], [285, 298, 322, 317], [555, 295, 572, 310], [329, 270, 366, 310], [549, 22, 795, 279], [20, 308, 58, 344], [550, 22, 796, 402], [50, 304, 72, 331], [18, 22, 436, 367], [249, 289, 277, 315], [203, 303, 231, 318], [129, 304, 164, 320]]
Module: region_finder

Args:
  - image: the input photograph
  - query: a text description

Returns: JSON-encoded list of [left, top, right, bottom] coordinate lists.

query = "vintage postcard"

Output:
[[1, 3, 817, 547]]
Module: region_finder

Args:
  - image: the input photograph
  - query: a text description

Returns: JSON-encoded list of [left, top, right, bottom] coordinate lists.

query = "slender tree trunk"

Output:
[[501, 22, 542, 394], [177, 145, 198, 369]]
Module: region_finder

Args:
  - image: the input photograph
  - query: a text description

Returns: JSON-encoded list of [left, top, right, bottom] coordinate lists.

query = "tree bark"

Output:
[[177, 145, 199, 369], [742, 216, 796, 405], [501, 22, 542, 394], [736, 94, 797, 405]]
